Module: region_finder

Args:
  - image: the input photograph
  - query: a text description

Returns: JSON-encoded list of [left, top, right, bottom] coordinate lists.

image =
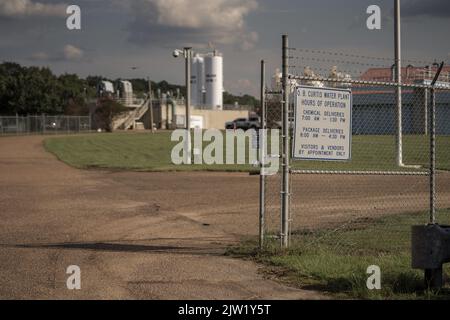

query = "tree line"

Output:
[[0, 62, 258, 116]]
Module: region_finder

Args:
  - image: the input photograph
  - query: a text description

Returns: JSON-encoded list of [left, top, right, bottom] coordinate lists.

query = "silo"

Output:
[[118, 80, 133, 106], [204, 50, 223, 110], [190, 54, 205, 106], [97, 81, 115, 97]]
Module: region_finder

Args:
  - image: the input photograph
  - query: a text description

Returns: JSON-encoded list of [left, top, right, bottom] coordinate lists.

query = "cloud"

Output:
[[402, 0, 450, 18], [30, 51, 50, 61], [63, 44, 83, 60], [0, 0, 66, 17], [225, 78, 257, 95], [29, 44, 84, 61], [127, 0, 259, 50]]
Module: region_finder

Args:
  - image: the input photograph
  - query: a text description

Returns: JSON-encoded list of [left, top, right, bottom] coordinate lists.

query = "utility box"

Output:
[[412, 224, 450, 288]]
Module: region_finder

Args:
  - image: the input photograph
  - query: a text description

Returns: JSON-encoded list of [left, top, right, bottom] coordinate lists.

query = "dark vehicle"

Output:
[[225, 116, 261, 130]]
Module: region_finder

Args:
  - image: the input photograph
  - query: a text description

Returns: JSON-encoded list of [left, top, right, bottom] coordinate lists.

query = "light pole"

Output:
[[173, 47, 192, 164]]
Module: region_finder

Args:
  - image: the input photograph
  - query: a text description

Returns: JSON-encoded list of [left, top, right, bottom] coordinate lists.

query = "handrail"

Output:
[[112, 98, 149, 131]]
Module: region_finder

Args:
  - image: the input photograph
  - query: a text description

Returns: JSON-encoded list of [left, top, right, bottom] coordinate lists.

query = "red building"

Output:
[[360, 66, 450, 84]]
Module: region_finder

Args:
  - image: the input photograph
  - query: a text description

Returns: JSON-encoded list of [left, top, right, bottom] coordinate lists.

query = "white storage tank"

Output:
[[97, 81, 115, 97], [118, 80, 133, 106], [190, 54, 205, 107], [204, 50, 223, 110]]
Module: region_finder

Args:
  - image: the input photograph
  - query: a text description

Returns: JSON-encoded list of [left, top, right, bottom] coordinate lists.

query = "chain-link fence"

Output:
[[263, 91, 283, 239], [435, 88, 450, 226], [286, 84, 450, 247], [259, 38, 450, 293], [0, 115, 91, 136]]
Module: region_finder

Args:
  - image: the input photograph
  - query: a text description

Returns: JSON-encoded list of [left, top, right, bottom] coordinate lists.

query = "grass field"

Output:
[[44, 132, 450, 172], [45, 132, 254, 172], [230, 210, 450, 300]]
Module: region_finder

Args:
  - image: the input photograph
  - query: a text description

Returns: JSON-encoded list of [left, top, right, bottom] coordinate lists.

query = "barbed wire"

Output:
[[288, 74, 436, 89], [292, 47, 447, 66], [288, 64, 367, 78], [286, 52, 449, 82], [290, 55, 433, 70]]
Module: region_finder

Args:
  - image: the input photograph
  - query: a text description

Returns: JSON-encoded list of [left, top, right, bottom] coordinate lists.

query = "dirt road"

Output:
[[0, 135, 318, 300]]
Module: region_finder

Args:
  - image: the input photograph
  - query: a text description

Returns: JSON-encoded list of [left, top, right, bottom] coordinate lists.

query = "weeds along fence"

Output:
[[0, 115, 91, 136], [260, 37, 450, 266]]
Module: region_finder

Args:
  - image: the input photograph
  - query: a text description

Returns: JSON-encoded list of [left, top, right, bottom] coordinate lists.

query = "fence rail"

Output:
[[0, 115, 91, 136]]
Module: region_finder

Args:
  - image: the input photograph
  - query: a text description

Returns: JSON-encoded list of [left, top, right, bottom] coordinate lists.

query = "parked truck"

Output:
[[225, 116, 261, 130]]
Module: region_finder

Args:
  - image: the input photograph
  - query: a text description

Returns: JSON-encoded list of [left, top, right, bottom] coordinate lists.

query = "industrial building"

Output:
[[353, 66, 450, 135], [92, 49, 258, 131], [97, 80, 140, 107]]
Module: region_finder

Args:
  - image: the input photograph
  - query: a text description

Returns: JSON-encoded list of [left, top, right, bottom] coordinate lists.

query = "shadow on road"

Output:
[[7, 242, 229, 256]]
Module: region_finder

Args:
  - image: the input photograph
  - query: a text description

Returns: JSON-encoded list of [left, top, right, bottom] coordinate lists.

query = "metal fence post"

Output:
[[429, 62, 444, 225], [42, 114, 46, 135], [16, 114, 19, 135], [430, 88, 436, 225], [395, 0, 403, 167], [281, 35, 290, 248], [259, 60, 266, 250]]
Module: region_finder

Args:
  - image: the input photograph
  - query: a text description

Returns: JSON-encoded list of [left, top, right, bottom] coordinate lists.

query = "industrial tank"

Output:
[[97, 81, 115, 97], [190, 54, 205, 107], [204, 50, 223, 110], [118, 80, 133, 106]]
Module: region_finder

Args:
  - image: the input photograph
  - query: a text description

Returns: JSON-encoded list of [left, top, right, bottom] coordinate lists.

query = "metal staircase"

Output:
[[112, 98, 149, 131]]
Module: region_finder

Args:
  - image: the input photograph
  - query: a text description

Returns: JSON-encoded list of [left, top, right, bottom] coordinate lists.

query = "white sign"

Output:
[[175, 115, 204, 129], [190, 116, 204, 129], [293, 86, 352, 161]]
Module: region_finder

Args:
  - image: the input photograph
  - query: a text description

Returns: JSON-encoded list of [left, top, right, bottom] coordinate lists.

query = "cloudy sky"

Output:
[[0, 0, 449, 96]]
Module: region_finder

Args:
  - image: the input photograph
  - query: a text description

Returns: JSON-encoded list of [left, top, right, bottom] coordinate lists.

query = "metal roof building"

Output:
[[351, 67, 450, 135]]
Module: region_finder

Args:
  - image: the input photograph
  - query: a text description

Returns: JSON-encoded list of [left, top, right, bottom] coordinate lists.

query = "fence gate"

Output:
[[259, 36, 450, 291]]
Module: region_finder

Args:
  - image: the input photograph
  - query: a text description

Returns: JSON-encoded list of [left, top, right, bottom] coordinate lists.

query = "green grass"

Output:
[[44, 132, 254, 172], [292, 135, 450, 171], [44, 132, 450, 173], [229, 210, 450, 300]]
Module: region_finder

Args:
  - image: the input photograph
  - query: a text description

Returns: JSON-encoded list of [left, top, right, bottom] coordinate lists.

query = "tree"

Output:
[[0, 63, 95, 115], [0, 62, 260, 116], [0, 63, 63, 114], [58, 73, 91, 115], [0, 62, 24, 114], [92, 97, 127, 132], [223, 91, 259, 108]]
